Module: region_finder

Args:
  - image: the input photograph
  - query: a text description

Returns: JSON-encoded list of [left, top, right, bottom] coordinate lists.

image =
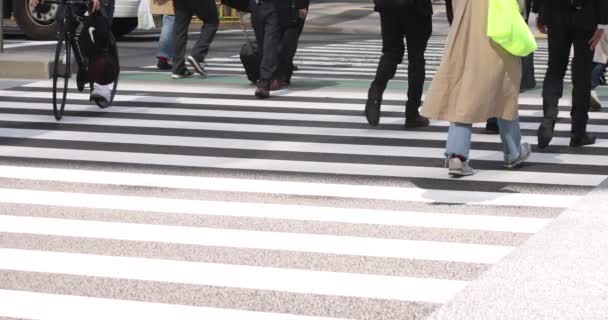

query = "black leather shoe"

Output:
[[76, 69, 86, 92], [570, 134, 596, 147], [537, 119, 555, 149], [405, 115, 430, 128], [365, 85, 383, 126]]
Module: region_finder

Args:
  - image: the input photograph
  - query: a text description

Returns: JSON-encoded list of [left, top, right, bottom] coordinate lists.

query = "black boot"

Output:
[[570, 133, 596, 147], [365, 85, 384, 126], [537, 118, 556, 149]]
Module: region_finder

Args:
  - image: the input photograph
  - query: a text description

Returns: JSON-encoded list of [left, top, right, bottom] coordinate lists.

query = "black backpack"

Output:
[[79, 12, 120, 85]]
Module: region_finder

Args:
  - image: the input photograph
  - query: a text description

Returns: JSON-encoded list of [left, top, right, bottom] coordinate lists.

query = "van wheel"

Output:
[[13, 0, 58, 40], [111, 17, 138, 38]]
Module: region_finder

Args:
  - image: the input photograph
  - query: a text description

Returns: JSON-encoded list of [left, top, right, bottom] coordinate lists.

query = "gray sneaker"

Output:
[[448, 158, 475, 177], [504, 143, 531, 169], [187, 56, 207, 77]]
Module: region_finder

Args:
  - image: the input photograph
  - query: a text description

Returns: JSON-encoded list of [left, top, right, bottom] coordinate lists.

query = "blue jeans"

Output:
[[446, 118, 523, 163], [591, 62, 606, 89], [158, 15, 176, 60]]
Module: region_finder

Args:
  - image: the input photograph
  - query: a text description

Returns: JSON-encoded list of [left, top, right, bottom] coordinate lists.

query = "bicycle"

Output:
[[44, 0, 119, 120]]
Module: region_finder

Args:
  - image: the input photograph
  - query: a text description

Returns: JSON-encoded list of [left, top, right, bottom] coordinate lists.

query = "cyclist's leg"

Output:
[[91, 0, 117, 106]]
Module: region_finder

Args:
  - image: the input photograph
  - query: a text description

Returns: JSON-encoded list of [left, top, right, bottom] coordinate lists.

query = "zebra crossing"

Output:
[[0, 37, 605, 319], [138, 36, 571, 84]]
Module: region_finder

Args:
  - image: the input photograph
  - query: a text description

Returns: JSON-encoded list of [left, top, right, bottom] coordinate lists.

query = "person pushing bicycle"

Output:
[[33, 0, 118, 108]]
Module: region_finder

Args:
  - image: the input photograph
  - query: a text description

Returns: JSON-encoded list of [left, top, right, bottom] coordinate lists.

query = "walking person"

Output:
[[534, 0, 608, 148], [271, 0, 310, 90], [590, 30, 608, 110], [421, 0, 531, 177], [365, 0, 433, 128], [249, 0, 283, 98], [171, 0, 219, 79], [152, 0, 175, 70]]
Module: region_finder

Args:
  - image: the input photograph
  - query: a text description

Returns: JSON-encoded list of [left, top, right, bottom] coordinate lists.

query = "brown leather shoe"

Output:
[[255, 87, 270, 99], [270, 80, 281, 91]]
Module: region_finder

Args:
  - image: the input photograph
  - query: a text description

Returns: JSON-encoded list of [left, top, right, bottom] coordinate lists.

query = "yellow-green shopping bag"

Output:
[[487, 0, 537, 56]]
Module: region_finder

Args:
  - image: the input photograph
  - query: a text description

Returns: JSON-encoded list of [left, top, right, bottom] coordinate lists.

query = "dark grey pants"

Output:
[[250, 0, 281, 84], [372, 8, 432, 119], [172, 0, 219, 73], [276, 15, 306, 83]]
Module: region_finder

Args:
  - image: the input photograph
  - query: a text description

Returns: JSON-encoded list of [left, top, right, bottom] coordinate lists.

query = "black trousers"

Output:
[[276, 15, 306, 83], [250, 0, 281, 84], [172, 0, 219, 73], [542, 19, 595, 138], [372, 8, 432, 119]]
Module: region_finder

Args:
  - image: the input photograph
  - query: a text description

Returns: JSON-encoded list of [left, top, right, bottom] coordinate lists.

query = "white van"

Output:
[[3, 0, 141, 40]]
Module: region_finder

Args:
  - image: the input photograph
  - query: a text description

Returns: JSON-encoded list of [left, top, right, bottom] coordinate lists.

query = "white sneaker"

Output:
[[590, 90, 603, 111], [448, 158, 475, 177], [504, 143, 531, 169], [90, 84, 112, 108]]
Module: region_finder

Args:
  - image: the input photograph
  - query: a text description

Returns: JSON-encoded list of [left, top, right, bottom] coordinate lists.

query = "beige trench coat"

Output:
[[420, 0, 522, 123], [151, 0, 174, 15]]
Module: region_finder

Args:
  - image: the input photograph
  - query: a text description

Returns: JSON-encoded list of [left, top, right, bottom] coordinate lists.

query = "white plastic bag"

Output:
[[137, 0, 156, 30]]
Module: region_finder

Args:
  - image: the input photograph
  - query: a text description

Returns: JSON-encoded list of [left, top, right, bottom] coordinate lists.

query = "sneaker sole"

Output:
[[504, 151, 531, 169], [187, 57, 207, 77], [448, 169, 474, 177], [172, 74, 193, 79]]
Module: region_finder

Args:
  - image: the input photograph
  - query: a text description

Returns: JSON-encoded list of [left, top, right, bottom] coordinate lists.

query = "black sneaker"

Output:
[[187, 56, 207, 77], [172, 69, 194, 79]]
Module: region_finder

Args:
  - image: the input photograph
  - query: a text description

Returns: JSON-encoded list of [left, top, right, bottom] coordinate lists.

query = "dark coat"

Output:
[[275, 0, 309, 27], [533, 0, 608, 30], [373, 0, 433, 15]]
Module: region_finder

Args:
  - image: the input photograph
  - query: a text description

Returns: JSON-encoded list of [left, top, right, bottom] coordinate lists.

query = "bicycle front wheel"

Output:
[[52, 33, 71, 121]]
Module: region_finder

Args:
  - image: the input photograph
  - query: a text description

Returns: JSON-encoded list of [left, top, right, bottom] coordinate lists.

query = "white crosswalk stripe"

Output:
[[0, 37, 605, 319], [138, 37, 571, 83]]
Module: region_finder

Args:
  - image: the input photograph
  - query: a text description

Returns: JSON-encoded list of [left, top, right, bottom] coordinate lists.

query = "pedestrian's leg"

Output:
[[158, 15, 176, 60], [404, 11, 432, 124], [365, 10, 404, 126], [372, 11, 404, 90], [538, 24, 573, 148], [171, 0, 193, 75], [497, 117, 531, 168], [445, 123, 474, 176], [191, 0, 219, 62], [258, 5, 280, 84], [570, 28, 596, 145]]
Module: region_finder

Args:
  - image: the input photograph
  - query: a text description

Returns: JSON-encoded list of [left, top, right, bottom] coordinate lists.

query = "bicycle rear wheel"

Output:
[[52, 33, 71, 121]]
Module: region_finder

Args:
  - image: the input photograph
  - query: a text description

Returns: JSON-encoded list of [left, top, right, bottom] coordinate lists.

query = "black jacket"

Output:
[[533, 0, 608, 30], [373, 0, 433, 15], [275, 0, 309, 27]]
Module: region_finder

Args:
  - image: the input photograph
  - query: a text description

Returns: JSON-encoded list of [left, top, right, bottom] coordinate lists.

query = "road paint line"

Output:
[[0, 249, 469, 303], [0, 215, 516, 263], [0, 169, 553, 231], [0, 145, 602, 188], [1, 128, 607, 166], [0, 290, 352, 320]]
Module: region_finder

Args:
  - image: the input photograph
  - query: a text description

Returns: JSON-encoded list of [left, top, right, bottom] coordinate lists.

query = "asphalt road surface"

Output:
[[0, 15, 607, 320]]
